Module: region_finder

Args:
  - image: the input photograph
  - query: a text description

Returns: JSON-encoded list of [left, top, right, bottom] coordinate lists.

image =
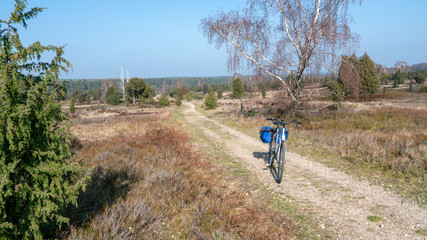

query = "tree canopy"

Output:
[[125, 78, 145, 104], [201, 0, 360, 107]]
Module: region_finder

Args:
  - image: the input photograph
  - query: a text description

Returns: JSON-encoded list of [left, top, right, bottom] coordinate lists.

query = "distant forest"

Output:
[[61, 62, 427, 97], [61, 76, 232, 95]]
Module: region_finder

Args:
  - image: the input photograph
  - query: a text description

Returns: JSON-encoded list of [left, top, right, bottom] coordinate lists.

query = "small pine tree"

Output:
[[413, 71, 426, 84], [0, 2, 87, 238], [217, 89, 223, 99], [158, 93, 170, 106], [70, 97, 76, 114], [202, 83, 209, 94], [86, 93, 91, 104], [106, 86, 121, 105], [205, 92, 217, 110], [409, 81, 413, 92], [261, 84, 267, 98], [331, 83, 344, 103], [232, 78, 245, 99], [395, 70, 405, 84], [393, 79, 398, 88]]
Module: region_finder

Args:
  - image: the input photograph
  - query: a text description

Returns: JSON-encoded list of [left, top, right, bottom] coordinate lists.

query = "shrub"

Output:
[[320, 75, 335, 90], [394, 70, 405, 84], [217, 89, 223, 99], [77, 91, 90, 104], [177, 86, 189, 100], [186, 92, 203, 100], [86, 93, 91, 104], [106, 87, 121, 105], [140, 97, 157, 105], [202, 83, 209, 94], [420, 86, 427, 93], [92, 88, 102, 101], [247, 108, 258, 116], [125, 78, 145, 104], [70, 97, 76, 114], [142, 84, 156, 99], [158, 94, 170, 106], [331, 83, 344, 102], [232, 78, 245, 99], [261, 87, 267, 98], [393, 79, 399, 88], [413, 71, 426, 84], [175, 99, 182, 106], [204, 92, 217, 110]]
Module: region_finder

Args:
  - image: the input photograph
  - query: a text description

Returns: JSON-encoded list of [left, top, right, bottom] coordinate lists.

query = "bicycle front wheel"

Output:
[[276, 141, 286, 183], [268, 137, 274, 166]]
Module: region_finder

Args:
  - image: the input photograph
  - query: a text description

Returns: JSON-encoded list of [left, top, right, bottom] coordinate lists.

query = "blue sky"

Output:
[[0, 0, 426, 79]]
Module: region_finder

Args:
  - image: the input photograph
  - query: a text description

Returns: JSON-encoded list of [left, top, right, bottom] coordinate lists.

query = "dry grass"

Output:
[[291, 106, 427, 204], [197, 92, 427, 205], [60, 105, 295, 239], [298, 107, 426, 176]]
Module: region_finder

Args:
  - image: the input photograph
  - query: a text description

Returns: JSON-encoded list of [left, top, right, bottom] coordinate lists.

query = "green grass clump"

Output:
[[415, 229, 427, 236], [367, 216, 384, 222]]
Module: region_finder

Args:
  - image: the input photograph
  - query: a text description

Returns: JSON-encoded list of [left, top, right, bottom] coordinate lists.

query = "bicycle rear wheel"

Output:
[[276, 141, 286, 183]]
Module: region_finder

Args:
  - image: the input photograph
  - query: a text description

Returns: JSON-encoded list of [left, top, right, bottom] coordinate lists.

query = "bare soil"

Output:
[[181, 102, 426, 240]]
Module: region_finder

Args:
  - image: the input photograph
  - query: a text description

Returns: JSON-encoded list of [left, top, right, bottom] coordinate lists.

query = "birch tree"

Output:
[[118, 67, 128, 100], [395, 61, 410, 73], [201, 0, 360, 109]]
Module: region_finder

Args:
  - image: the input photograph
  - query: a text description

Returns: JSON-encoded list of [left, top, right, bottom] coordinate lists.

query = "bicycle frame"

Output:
[[271, 128, 286, 158]]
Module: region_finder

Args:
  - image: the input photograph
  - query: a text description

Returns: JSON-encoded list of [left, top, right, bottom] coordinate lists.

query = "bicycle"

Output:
[[263, 118, 301, 183]]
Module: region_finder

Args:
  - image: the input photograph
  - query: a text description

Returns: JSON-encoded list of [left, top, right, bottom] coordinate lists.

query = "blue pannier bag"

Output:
[[260, 127, 272, 143], [277, 128, 289, 142]]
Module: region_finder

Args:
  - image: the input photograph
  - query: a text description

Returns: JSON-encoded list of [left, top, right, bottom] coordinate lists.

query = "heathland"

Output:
[[58, 80, 426, 239]]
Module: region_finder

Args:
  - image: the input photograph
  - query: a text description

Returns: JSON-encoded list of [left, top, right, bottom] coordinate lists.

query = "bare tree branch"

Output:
[[201, 0, 360, 108]]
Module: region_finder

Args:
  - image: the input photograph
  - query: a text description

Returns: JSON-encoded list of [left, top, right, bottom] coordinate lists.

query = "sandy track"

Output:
[[181, 102, 426, 240]]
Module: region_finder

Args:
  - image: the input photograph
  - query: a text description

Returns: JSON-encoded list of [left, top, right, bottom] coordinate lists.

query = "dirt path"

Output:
[[181, 102, 426, 240]]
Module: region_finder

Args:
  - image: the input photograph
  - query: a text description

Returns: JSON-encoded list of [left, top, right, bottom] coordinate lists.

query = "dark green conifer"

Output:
[[0, 1, 87, 238], [359, 53, 380, 94], [70, 97, 76, 113], [158, 93, 170, 106], [205, 91, 217, 109]]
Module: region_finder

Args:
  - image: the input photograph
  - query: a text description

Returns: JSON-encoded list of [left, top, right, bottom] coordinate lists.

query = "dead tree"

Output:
[[201, 0, 360, 110], [118, 67, 127, 100]]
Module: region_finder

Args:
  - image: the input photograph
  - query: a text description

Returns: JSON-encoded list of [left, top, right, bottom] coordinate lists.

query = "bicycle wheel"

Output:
[[268, 132, 277, 166], [276, 141, 286, 183]]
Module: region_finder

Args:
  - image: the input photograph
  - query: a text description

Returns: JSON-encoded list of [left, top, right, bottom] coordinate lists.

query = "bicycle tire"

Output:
[[268, 132, 278, 166], [268, 135, 274, 166], [276, 141, 286, 183]]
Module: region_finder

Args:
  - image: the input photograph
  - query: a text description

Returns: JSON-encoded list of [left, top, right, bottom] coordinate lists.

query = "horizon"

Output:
[[1, 0, 426, 79]]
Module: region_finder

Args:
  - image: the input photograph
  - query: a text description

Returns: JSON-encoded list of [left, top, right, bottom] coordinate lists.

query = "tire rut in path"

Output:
[[182, 102, 426, 240]]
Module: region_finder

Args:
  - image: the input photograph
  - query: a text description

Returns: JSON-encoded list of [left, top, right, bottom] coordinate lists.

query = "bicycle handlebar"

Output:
[[266, 118, 302, 127]]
